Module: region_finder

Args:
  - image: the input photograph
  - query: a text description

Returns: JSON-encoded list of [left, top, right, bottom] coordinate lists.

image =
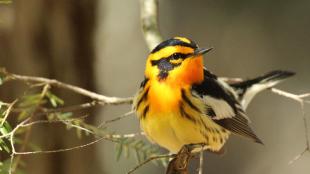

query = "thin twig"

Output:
[[198, 147, 204, 174], [12, 101, 101, 117], [20, 118, 141, 139], [140, 0, 163, 50], [0, 68, 133, 105], [97, 110, 134, 128], [44, 101, 102, 113], [6, 117, 144, 158], [270, 88, 310, 164], [11, 125, 32, 171], [127, 154, 175, 174], [288, 146, 309, 165], [0, 99, 18, 126], [10, 84, 51, 171], [14, 137, 108, 155], [288, 103, 310, 164], [270, 88, 310, 103], [8, 118, 31, 174], [5, 112, 141, 172]]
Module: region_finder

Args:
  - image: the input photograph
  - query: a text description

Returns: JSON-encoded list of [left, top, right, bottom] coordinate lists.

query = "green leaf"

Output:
[[123, 145, 130, 159], [0, 121, 12, 134], [0, 120, 12, 153], [0, 1, 12, 5], [0, 75, 3, 86], [19, 94, 42, 107], [115, 143, 123, 161], [0, 159, 26, 174], [0, 139, 10, 153], [0, 101, 3, 110], [17, 109, 31, 121], [134, 148, 142, 163], [56, 112, 72, 119], [46, 92, 64, 107]]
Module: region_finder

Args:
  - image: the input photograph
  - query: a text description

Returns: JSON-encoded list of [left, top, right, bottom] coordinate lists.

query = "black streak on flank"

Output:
[[181, 89, 201, 113], [140, 78, 149, 88], [142, 105, 149, 119], [151, 38, 198, 54], [179, 102, 196, 123], [204, 133, 209, 143], [220, 137, 224, 144], [136, 87, 149, 110]]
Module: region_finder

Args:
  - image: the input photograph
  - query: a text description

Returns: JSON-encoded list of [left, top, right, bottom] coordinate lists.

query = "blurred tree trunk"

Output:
[[0, 0, 100, 174]]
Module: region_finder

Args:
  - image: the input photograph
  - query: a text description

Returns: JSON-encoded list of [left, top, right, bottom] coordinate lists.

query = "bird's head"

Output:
[[145, 37, 212, 85]]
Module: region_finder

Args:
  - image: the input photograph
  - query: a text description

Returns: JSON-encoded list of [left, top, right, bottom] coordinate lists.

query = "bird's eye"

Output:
[[171, 53, 181, 60], [169, 53, 183, 65]]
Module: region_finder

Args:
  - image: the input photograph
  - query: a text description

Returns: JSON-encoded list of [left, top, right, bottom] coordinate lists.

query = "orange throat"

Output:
[[147, 57, 204, 113], [147, 80, 182, 113]]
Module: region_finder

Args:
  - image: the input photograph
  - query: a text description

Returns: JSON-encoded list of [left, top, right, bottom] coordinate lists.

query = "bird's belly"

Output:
[[141, 111, 229, 153], [141, 112, 184, 153]]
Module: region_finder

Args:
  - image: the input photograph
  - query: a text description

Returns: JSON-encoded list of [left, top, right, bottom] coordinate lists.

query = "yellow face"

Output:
[[145, 37, 212, 85]]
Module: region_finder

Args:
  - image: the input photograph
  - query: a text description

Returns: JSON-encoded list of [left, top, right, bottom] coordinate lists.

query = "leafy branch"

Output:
[[0, 68, 167, 174], [0, 68, 132, 105]]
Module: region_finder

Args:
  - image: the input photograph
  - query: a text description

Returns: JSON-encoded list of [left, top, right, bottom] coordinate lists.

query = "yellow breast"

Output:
[[133, 81, 230, 153]]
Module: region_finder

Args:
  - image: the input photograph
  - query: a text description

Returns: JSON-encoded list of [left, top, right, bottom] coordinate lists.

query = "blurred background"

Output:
[[0, 0, 310, 174]]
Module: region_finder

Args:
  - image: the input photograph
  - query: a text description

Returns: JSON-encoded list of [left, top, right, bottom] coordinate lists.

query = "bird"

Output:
[[133, 36, 295, 153]]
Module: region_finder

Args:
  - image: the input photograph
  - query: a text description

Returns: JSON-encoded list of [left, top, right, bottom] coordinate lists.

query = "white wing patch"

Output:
[[202, 95, 235, 120]]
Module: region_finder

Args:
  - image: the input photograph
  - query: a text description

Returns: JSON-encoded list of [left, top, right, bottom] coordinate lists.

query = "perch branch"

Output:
[[198, 148, 204, 174], [270, 88, 310, 164], [97, 110, 134, 128], [127, 154, 175, 174], [140, 0, 163, 50], [166, 144, 204, 174], [0, 68, 133, 105]]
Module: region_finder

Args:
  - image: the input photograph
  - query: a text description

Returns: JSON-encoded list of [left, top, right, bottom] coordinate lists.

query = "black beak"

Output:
[[193, 47, 213, 56]]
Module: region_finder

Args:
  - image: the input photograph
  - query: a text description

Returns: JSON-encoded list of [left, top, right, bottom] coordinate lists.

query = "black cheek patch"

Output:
[[151, 58, 182, 81], [158, 71, 169, 80]]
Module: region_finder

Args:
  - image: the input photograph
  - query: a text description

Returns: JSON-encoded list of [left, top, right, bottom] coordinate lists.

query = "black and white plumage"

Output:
[[191, 68, 295, 144], [229, 70, 296, 109]]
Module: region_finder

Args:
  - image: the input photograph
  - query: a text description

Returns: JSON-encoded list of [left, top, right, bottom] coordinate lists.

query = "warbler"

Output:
[[133, 37, 295, 153]]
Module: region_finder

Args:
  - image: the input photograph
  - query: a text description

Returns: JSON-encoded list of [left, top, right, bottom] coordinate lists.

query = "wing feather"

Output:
[[191, 69, 263, 144]]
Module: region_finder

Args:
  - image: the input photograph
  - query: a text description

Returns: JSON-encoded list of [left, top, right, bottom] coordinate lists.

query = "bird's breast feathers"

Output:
[[134, 79, 230, 152]]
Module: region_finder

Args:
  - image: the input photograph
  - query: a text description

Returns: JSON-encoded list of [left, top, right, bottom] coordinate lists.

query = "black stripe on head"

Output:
[[151, 52, 193, 67], [151, 38, 198, 54]]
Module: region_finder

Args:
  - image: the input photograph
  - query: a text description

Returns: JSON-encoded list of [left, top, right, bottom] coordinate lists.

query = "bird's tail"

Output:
[[229, 70, 295, 109]]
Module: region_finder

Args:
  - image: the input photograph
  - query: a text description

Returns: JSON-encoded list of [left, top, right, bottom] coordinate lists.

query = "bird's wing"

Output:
[[191, 69, 263, 144]]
